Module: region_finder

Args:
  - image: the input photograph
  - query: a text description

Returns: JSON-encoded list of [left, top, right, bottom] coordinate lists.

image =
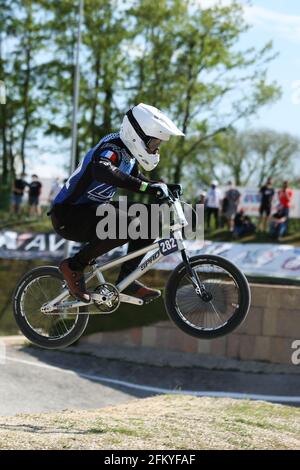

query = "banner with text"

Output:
[[234, 187, 300, 219], [1, 230, 300, 280]]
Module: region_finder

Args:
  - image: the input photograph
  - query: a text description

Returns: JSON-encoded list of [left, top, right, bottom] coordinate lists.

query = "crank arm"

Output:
[[41, 292, 143, 314], [41, 299, 92, 313], [119, 293, 143, 305], [43, 309, 112, 316], [42, 292, 113, 312]]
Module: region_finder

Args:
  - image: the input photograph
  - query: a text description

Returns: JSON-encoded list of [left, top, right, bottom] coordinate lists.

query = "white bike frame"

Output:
[[42, 199, 190, 314]]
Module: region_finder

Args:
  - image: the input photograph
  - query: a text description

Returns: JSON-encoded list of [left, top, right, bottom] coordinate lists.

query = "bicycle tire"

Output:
[[164, 254, 251, 339], [13, 266, 89, 349]]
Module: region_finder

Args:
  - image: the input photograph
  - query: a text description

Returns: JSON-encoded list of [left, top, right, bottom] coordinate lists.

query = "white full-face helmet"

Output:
[[120, 103, 184, 171]]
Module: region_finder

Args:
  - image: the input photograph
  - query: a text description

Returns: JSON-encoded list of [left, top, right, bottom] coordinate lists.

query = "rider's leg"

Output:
[[115, 201, 161, 301], [116, 239, 162, 302], [70, 201, 161, 300], [116, 237, 155, 281], [51, 203, 128, 301], [52, 202, 161, 301], [69, 202, 161, 301]]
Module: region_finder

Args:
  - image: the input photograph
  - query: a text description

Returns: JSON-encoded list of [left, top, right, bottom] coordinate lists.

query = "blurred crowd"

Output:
[[10, 173, 62, 218], [199, 178, 294, 242], [10, 172, 294, 244]]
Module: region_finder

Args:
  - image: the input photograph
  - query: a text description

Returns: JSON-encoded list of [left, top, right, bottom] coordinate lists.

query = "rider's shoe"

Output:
[[122, 280, 161, 303], [59, 258, 91, 303]]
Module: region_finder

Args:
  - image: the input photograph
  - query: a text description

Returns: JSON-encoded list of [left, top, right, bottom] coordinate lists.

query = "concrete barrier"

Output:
[[82, 283, 300, 365]]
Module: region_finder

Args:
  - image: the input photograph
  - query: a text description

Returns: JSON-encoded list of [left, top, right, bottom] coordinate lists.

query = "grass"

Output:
[[2, 208, 300, 245], [0, 259, 48, 336], [0, 210, 52, 232], [0, 395, 299, 450], [207, 217, 300, 246]]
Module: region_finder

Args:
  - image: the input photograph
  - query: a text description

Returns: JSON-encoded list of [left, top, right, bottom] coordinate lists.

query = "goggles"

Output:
[[145, 137, 162, 154], [126, 108, 162, 154]]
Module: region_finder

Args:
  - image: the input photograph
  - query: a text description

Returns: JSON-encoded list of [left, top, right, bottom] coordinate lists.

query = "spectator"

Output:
[[11, 172, 28, 216], [233, 209, 256, 238], [259, 177, 275, 232], [28, 174, 42, 217], [278, 180, 293, 217], [48, 177, 61, 205], [205, 180, 222, 230], [269, 205, 288, 241], [198, 190, 206, 205], [222, 181, 241, 232]]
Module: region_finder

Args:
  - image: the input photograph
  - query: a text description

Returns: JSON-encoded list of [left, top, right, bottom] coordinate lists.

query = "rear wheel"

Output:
[[164, 255, 251, 339], [13, 266, 89, 349]]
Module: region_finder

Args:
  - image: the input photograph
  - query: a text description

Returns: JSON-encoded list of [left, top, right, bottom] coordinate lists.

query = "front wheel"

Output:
[[164, 255, 251, 339], [13, 266, 89, 349]]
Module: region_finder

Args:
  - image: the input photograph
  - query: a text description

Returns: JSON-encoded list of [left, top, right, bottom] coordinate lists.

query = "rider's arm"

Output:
[[131, 163, 182, 194], [131, 162, 156, 184], [92, 153, 147, 193], [92, 152, 169, 198]]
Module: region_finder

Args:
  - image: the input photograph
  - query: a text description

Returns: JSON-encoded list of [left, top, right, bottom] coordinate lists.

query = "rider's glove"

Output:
[[167, 183, 183, 197], [146, 182, 169, 200]]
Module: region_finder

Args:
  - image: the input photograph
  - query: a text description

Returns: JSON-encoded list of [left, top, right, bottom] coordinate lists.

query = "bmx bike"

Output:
[[13, 188, 251, 349]]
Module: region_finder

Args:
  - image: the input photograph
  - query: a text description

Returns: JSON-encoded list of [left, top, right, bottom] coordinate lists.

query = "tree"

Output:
[[247, 129, 300, 186], [0, 0, 47, 180], [127, 0, 281, 183], [81, 0, 130, 146], [37, 0, 82, 162], [0, 0, 282, 194], [39, 0, 130, 165], [199, 128, 300, 187]]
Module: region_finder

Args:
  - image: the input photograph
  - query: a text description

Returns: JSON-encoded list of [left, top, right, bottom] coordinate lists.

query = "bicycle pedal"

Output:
[[144, 297, 159, 305]]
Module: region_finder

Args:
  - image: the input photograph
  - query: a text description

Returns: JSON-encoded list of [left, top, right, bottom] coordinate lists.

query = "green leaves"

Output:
[[200, 128, 300, 187], [0, 0, 282, 189]]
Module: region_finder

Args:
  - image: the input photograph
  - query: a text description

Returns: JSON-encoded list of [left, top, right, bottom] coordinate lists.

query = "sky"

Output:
[[27, 0, 300, 178], [237, 0, 300, 134]]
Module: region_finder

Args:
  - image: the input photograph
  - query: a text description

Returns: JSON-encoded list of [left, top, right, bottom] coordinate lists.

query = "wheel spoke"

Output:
[[175, 262, 241, 332], [20, 274, 78, 340]]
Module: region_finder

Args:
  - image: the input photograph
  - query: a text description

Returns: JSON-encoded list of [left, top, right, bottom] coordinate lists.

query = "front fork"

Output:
[[181, 249, 212, 302]]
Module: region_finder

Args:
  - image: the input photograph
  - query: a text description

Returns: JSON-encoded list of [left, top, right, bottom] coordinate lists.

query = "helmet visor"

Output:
[[146, 137, 162, 154]]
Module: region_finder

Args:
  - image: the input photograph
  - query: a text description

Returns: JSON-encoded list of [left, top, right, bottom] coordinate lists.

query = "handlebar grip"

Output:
[[172, 189, 181, 198], [167, 184, 183, 199]]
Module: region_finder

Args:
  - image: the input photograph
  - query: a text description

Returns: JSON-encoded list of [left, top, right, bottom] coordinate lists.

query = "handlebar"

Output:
[[170, 187, 182, 200], [154, 185, 188, 228], [161, 185, 183, 203]]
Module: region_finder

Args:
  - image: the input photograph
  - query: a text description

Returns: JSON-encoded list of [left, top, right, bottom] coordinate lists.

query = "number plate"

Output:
[[159, 236, 179, 256]]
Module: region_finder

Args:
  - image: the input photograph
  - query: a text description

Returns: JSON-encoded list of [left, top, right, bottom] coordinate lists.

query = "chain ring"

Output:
[[93, 283, 120, 313]]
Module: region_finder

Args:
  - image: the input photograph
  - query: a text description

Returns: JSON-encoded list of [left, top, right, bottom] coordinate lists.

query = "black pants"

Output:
[[206, 207, 219, 229], [259, 204, 271, 217], [51, 202, 156, 281]]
